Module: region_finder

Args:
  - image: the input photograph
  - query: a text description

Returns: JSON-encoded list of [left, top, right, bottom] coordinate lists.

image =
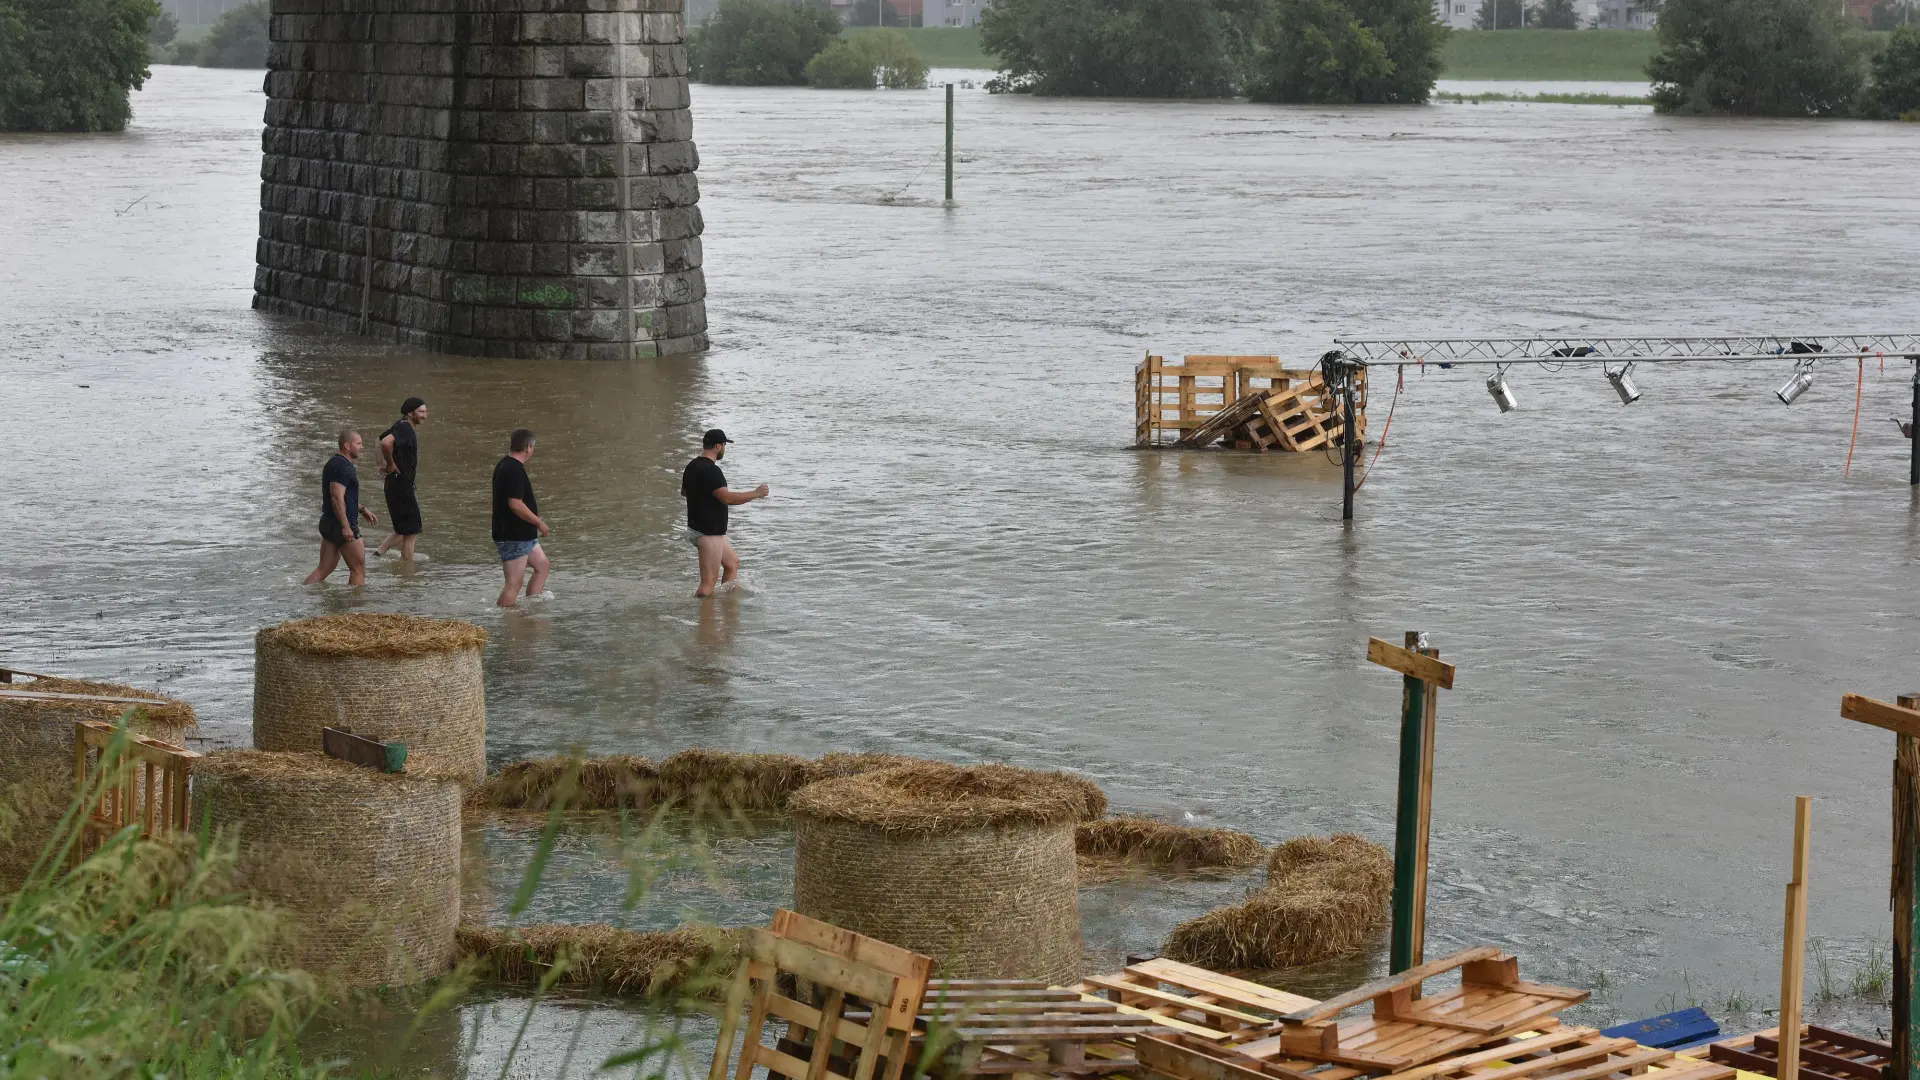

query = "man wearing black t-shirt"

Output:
[[303, 429, 379, 587], [681, 428, 769, 598], [374, 396, 429, 562], [491, 428, 551, 607]]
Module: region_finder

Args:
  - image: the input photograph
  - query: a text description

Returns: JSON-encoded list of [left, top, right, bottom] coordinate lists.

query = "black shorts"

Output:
[[319, 516, 361, 546], [384, 474, 423, 536]]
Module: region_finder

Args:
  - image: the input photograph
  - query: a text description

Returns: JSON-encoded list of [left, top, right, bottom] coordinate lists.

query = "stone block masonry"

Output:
[[253, 0, 707, 359]]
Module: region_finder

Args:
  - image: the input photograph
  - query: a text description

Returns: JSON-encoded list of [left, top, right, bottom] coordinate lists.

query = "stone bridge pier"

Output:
[[253, 0, 706, 358]]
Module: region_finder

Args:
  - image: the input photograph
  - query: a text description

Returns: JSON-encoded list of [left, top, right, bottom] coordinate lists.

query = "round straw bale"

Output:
[[789, 763, 1101, 984], [0, 676, 195, 891], [253, 614, 487, 782], [191, 750, 463, 988], [1163, 832, 1392, 971]]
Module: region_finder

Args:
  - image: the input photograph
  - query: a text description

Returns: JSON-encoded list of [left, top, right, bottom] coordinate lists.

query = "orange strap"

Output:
[[1355, 365, 1405, 490]]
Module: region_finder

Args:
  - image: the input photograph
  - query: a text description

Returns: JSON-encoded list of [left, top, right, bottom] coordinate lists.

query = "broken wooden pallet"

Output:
[[1265, 947, 1588, 1073], [850, 978, 1174, 1079], [1679, 1025, 1889, 1080], [1384, 1027, 1734, 1080], [1078, 957, 1314, 1042]]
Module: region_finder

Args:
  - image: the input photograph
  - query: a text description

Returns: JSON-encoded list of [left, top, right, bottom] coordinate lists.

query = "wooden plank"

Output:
[[1366, 638, 1457, 690], [1, 688, 179, 706], [1385, 1028, 1603, 1080], [1136, 1035, 1321, 1080], [322, 726, 407, 772], [1124, 959, 1319, 1015], [1780, 796, 1814, 1080], [1503, 982, 1592, 1003], [1841, 694, 1920, 740], [750, 933, 901, 1006], [1282, 947, 1499, 1023], [1082, 976, 1274, 1026], [1806, 1028, 1892, 1060], [933, 1025, 1175, 1043], [1083, 996, 1234, 1041]]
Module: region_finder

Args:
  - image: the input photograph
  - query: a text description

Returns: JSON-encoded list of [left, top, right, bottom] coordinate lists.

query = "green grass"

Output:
[[1440, 29, 1658, 81], [844, 25, 994, 68], [1434, 90, 1650, 103]]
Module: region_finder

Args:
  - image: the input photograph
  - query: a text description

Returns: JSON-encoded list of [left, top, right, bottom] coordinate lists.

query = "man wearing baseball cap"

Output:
[[680, 428, 769, 597]]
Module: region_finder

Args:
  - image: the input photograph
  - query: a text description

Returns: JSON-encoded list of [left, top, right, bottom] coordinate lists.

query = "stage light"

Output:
[[1486, 369, 1518, 413], [1776, 364, 1814, 405], [1606, 362, 1641, 405]]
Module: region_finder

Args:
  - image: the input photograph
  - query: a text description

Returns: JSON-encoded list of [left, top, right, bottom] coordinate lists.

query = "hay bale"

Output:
[[1076, 817, 1265, 871], [191, 749, 463, 988], [0, 675, 195, 891], [656, 749, 814, 815], [456, 922, 737, 997], [789, 762, 1103, 984], [1163, 832, 1392, 971], [253, 614, 487, 782], [467, 755, 659, 811]]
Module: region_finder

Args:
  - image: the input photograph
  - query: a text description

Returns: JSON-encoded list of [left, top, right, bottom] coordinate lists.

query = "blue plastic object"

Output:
[[1602, 1007, 1721, 1049]]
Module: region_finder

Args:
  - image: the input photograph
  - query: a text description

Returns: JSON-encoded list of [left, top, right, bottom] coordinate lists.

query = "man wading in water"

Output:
[[374, 396, 428, 562], [682, 429, 768, 598], [492, 428, 551, 607], [304, 429, 378, 587]]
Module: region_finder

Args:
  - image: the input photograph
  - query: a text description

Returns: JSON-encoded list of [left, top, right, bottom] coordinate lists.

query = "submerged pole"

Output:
[[1909, 360, 1917, 486], [1342, 376, 1357, 521], [1389, 631, 1438, 974], [944, 83, 954, 205]]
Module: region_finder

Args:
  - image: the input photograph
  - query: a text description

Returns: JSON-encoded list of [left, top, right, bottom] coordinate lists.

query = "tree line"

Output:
[[689, 0, 930, 88], [1650, 0, 1920, 116], [978, 0, 1446, 101]]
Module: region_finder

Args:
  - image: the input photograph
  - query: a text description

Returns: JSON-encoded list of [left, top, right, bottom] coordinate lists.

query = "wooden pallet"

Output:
[[709, 909, 933, 1080], [1386, 1027, 1734, 1080], [861, 979, 1175, 1079], [1136, 355, 1366, 451], [1078, 957, 1315, 1042], [72, 718, 200, 859], [1679, 1026, 1889, 1080], [1266, 948, 1587, 1073]]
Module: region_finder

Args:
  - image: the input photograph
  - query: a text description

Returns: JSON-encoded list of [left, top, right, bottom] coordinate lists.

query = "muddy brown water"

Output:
[[5, 64, 1919, 1074]]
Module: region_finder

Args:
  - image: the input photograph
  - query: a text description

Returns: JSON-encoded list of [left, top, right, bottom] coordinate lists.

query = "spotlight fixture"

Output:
[[1486, 367, 1518, 413], [1776, 361, 1815, 405], [1605, 361, 1641, 405]]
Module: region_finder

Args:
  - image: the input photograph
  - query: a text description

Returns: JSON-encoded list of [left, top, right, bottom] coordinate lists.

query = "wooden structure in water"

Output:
[[1134, 355, 1367, 452]]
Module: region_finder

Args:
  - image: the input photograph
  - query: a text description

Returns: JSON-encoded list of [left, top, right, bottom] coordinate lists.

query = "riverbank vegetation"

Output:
[[691, 0, 930, 87], [1434, 89, 1650, 103], [1649, 0, 1920, 116], [979, 0, 1446, 101], [0, 0, 158, 131], [161, 0, 266, 66]]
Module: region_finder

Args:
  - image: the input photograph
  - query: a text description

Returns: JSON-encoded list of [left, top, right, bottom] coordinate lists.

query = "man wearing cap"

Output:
[[681, 428, 769, 598], [374, 396, 429, 561]]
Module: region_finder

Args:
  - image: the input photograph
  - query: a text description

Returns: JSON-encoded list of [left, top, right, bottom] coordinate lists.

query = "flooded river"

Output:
[[6, 63, 1920, 1074]]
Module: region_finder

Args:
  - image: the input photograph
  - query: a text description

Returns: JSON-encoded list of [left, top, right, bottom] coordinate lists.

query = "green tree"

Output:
[[690, 0, 843, 85], [1247, 0, 1443, 102], [1472, 0, 1521, 28], [0, 0, 159, 131], [194, 0, 265, 66], [980, 0, 1258, 96], [147, 4, 173, 44], [806, 29, 930, 86], [1532, 0, 1577, 27], [1865, 25, 1920, 115], [1648, 0, 1865, 114]]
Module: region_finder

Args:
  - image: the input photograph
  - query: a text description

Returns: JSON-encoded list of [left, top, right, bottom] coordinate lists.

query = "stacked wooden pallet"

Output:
[[1678, 1025, 1890, 1080], [1134, 355, 1366, 452]]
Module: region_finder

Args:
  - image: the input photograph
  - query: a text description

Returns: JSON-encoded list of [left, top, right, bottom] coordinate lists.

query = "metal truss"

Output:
[[1332, 334, 1920, 367]]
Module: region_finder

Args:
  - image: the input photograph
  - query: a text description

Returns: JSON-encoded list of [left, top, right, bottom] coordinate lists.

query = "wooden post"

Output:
[[1779, 796, 1812, 1080], [1898, 694, 1920, 1080], [1838, 691, 1920, 1080], [1368, 634, 1457, 975]]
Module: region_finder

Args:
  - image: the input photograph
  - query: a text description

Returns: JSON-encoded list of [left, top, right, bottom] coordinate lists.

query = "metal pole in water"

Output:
[[944, 82, 954, 205], [1342, 376, 1357, 521], [1910, 359, 1918, 486]]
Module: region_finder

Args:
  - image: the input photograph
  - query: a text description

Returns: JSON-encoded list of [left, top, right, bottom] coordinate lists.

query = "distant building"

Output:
[[1433, 0, 1475, 28], [1429, 0, 1651, 28], [924, 0, 987, 26], [1591, 0, 1656, 26]]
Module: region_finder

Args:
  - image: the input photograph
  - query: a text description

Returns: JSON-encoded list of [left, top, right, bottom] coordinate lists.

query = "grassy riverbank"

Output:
[[1440, 30, 1657, 81], [883, 26, 1661, 82], [1435, 90, 1650, 104]]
